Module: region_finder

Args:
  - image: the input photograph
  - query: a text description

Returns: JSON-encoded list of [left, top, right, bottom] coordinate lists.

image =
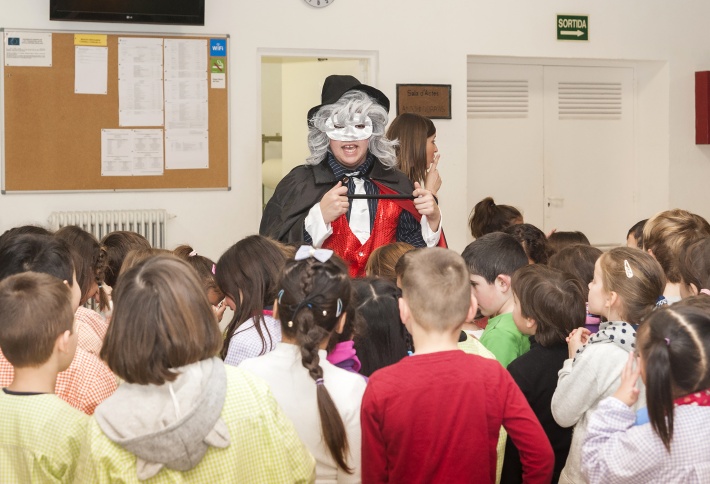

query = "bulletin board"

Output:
[[1, 29, 229, 192]]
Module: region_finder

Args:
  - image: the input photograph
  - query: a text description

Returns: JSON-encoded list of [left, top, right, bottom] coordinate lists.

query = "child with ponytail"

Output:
[[551, 247, 666, 484], [239, 246, 366, 483], [582, 305, 710, 482]]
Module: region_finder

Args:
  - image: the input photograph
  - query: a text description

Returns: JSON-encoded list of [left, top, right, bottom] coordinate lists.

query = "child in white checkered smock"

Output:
[[582, 303, 710, 484]]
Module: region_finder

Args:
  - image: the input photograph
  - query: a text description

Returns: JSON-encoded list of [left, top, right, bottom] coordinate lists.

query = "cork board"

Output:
[[1, 30, 229, 192]]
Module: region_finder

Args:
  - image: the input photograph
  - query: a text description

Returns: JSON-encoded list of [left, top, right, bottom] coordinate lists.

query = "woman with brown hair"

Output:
[[76, 255, 315, 482], [386, 112, 441, 196], [240, 246, 367, 483]]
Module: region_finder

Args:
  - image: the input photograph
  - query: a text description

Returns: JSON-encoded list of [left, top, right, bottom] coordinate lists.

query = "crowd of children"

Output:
[[2, 204, 710, 483]]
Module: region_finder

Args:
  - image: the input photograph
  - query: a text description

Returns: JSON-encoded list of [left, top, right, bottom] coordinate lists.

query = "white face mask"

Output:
[[325, 113, 373, 141]]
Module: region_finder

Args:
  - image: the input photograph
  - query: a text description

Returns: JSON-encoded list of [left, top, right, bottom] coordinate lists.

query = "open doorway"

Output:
[[259, 50, 377, 208]]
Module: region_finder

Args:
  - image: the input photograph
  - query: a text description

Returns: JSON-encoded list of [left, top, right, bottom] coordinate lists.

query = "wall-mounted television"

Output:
[[50, 0, 205, 26]]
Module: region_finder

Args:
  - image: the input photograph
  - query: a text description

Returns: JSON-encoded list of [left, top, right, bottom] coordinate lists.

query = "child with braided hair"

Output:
[[239, 246, 366, 483]]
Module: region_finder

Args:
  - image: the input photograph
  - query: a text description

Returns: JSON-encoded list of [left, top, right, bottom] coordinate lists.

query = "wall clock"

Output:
[[304, 0, 333, 7]]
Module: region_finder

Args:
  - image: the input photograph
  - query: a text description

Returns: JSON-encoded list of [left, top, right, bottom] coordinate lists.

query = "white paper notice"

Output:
[[211, 73, 226, 89], [165, 130, 209, 169], [119, 80, 164, 126], [118, 37, 164, 126], [75, 46, 108, 95], [164, 39, 208, 80], [165, 101, 208, 130], [4, 31, 52, 67], [102, 130, 133, 176], [133, 130, 164, 175], [165, 79, 208, 102], [102, 129, 164, 176]]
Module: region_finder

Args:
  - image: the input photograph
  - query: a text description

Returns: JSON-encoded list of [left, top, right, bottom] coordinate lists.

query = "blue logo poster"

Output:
[[210, 39, 226, 57]]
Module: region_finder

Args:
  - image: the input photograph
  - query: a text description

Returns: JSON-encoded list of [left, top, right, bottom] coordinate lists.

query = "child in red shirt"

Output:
[[360, 248, 554, 483]]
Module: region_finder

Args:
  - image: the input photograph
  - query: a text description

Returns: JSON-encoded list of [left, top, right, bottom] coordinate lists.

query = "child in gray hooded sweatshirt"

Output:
[[75, 255, 315, 483]]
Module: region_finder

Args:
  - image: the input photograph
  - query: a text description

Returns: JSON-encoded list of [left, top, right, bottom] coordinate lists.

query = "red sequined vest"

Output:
[[322, 199, 402, 278]]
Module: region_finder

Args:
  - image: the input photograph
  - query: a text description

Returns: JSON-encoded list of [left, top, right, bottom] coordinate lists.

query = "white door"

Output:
[[467, 63, 545, 228], [543, 66, 634, 246], [467, 62, 635, 246]]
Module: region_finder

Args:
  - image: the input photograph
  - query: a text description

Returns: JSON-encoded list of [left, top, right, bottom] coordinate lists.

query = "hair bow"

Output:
[[295, 245, 334, 263]]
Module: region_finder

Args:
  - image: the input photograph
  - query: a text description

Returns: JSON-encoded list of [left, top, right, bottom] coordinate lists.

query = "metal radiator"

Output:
[[48, 209, 168, 248]]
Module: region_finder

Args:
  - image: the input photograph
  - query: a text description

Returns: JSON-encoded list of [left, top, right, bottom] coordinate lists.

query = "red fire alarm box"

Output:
[[696, 71, 710, 144]]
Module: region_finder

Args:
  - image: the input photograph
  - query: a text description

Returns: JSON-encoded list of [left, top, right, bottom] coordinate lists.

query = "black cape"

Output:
[[259, 155, 415, 243]]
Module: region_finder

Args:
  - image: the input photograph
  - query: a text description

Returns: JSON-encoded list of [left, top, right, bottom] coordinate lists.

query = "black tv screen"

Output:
[[50, 0, 205, 26]]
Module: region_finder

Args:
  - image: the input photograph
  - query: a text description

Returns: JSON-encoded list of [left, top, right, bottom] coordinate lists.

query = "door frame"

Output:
[[256, 47, 379, 199]]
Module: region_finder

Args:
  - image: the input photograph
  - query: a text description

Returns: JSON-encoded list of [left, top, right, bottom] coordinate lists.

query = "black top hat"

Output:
[[307, 75, 390, 125]]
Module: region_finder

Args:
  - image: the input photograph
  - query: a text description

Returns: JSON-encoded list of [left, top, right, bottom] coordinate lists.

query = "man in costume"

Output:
[[260, 75, 443, 276]]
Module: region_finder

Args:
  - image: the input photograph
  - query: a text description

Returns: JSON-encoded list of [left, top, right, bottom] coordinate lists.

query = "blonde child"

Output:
[[642, 209, 710, 302], [240, 246, 366, 483], [0, 272, 88, 483], [582, 305, 710, 482], [551, 247, 666, 484], [76, 255, 314, 482]]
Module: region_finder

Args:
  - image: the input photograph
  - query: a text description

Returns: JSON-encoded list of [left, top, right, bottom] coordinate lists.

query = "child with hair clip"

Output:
[[239, 246, 367, 483], [551, 247, 666, 484], [216, 235, 286, 366], [582, 305, 710, 483], [502, 265, 586, 484], [173, 245, 226, 322], [55, 226, 110, 356], [76, 255, 315, 483]]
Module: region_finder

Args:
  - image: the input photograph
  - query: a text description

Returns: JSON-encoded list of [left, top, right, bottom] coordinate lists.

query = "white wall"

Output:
[[0, 0, 703, 257]]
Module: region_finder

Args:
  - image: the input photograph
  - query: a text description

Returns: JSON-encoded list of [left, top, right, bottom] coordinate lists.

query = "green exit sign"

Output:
[[557, 15, 589, 41]]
